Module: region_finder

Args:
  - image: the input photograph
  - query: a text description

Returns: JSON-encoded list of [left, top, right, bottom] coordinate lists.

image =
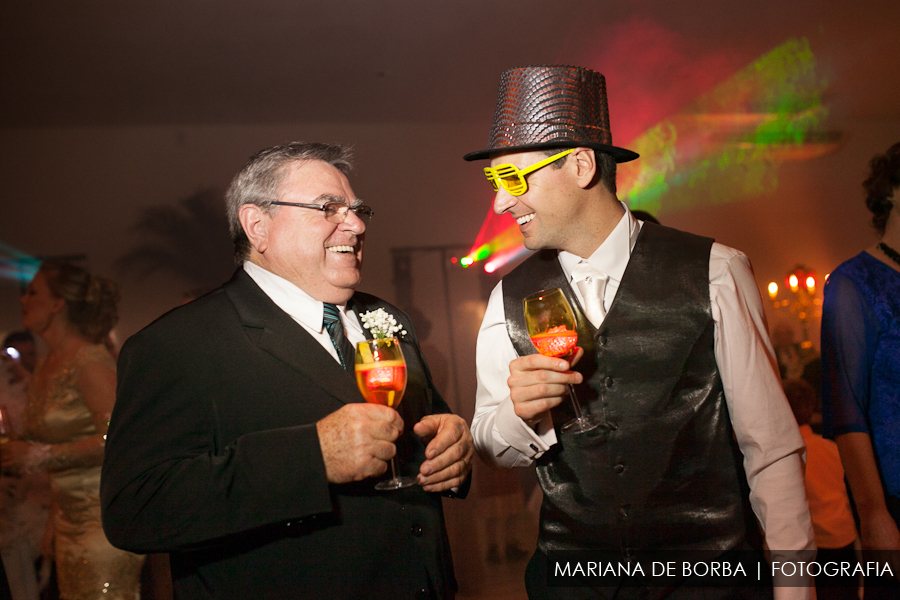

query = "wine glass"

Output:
[[354, 337, 417, 490], [524, 288, 603, 433]]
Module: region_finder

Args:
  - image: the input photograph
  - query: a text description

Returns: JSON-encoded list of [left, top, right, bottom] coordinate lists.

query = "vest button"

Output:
[[606, 421, 618, 431], [613, 463, 625, 474], [596, 333, 608, 345], [411, 525, 423, 537], [619, 505, 630, 518], [605, 376, 614, 388]]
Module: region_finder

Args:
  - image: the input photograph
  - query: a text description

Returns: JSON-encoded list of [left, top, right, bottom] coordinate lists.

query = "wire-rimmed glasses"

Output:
[[269, 200, 374, 224]]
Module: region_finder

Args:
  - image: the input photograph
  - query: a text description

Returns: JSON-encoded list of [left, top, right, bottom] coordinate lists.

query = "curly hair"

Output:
[[39, 261, 120, 343], [863, 141, 900, 235]]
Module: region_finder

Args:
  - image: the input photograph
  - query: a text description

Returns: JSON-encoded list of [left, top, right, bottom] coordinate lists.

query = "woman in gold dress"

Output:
[[1, 261, 144, 600]]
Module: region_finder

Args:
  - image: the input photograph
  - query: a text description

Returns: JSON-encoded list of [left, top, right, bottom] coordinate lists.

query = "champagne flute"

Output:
[[524, 288, 603, 433], [354, 337, 417, 490]]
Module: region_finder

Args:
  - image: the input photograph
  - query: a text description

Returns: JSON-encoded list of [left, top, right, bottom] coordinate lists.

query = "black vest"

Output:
[[503, 223, 759, 560]]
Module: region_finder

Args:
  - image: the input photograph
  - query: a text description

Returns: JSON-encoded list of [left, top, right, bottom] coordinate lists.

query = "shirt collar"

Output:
[[242, 261, 362, 335], [558, 201, 642, 284]]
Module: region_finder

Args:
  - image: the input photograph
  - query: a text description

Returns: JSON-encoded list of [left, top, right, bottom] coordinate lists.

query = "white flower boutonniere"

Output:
[[359, 308, 407, 340]]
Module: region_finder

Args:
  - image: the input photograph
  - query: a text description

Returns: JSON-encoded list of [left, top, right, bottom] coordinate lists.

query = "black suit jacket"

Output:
[[100, 269, 459, 600]]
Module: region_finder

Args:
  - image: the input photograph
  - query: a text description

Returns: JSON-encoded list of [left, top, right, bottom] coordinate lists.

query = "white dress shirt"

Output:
[[243, 261, 367, 363], [471, 206, 815, 598], [245, 261, 465, 497]]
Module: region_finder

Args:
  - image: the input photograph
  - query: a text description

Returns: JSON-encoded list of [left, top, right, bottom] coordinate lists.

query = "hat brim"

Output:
[[463, 141, 639, 163]]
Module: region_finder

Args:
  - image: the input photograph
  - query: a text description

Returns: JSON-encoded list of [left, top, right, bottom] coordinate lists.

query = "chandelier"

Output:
[[766, 265, 824, 348]]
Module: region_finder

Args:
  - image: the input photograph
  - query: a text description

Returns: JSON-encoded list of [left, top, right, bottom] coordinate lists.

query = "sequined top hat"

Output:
[[464, 65, 639, 163]]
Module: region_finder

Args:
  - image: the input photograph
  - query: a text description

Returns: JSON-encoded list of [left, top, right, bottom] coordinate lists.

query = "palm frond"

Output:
[[116, 188, 234, 288]]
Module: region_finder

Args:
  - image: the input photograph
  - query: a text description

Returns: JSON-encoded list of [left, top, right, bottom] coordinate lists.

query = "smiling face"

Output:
[[245, 160, 365, 304], [20, 270, 65, 336], [490, 149, 590, 254]]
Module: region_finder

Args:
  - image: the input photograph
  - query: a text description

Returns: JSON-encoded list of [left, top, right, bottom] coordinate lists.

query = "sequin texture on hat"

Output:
[[464, 65, 639, 163]]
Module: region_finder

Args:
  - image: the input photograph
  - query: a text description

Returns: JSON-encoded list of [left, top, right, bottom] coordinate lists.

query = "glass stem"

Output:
[[567, 384, 585, 420], [389, 457, 399, 481]]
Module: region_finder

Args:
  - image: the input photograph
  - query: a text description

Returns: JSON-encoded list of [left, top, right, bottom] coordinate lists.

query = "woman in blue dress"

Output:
[[822, 141, 900, 597]]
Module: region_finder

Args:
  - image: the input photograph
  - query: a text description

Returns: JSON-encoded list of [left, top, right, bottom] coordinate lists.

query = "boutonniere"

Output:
[[359, 308, 407, 340]]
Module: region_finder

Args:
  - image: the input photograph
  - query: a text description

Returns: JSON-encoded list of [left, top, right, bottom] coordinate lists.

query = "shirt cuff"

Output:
[[495, 396, 558, 460]]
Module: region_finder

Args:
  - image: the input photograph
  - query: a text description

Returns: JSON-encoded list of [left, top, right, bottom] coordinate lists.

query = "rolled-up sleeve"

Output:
[[710, 244, 816, 589]]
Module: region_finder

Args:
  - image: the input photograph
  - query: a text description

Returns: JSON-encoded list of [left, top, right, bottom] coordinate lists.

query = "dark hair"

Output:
[[542, 148, 617, 195], [783, 378, 816, 427], [2, 330, 34, 347], [863, 141, 900, 235], [39, 261, 120, 343], [225, 142, 354, 261]]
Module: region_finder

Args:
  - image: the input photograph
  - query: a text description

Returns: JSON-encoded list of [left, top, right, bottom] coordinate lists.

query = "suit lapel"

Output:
[[224, 269, 362, 405], [349, 296, 375, 341]]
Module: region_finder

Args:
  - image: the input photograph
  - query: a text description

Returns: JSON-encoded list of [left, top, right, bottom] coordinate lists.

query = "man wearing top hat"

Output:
[[468, 65, 815, 598]]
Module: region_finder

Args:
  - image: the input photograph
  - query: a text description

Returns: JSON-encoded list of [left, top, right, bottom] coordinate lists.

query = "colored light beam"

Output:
[[0, 242, 39, 283], [618, 37, 834, 215], [458, 204, 522, 267], [461, 37, 834, 273]]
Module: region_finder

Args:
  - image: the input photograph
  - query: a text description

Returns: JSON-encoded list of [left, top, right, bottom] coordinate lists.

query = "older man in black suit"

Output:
[[100, 142, 473, 600]]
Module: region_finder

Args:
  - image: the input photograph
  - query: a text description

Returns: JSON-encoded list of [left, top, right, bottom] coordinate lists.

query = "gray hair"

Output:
[[225, 141, 354, 261]]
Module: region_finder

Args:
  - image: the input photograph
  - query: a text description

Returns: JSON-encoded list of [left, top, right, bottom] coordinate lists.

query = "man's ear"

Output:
[[238, 204, 270, 254], [570, 147, 597, 190]]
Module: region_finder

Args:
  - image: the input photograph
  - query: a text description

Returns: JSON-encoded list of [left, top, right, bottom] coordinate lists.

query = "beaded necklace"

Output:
[[878, 242, 900, 268]]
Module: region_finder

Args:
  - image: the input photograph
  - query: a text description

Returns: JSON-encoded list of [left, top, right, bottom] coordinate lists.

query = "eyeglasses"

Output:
[[269, 201, 374, 224], [483, 148, 575, 196]]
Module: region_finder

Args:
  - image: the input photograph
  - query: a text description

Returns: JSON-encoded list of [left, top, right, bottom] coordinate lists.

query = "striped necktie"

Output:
[[323, 303, 355, 372]]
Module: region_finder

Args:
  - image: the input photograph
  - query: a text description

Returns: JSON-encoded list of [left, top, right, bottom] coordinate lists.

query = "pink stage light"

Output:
[[460, 37, 835, 274]]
